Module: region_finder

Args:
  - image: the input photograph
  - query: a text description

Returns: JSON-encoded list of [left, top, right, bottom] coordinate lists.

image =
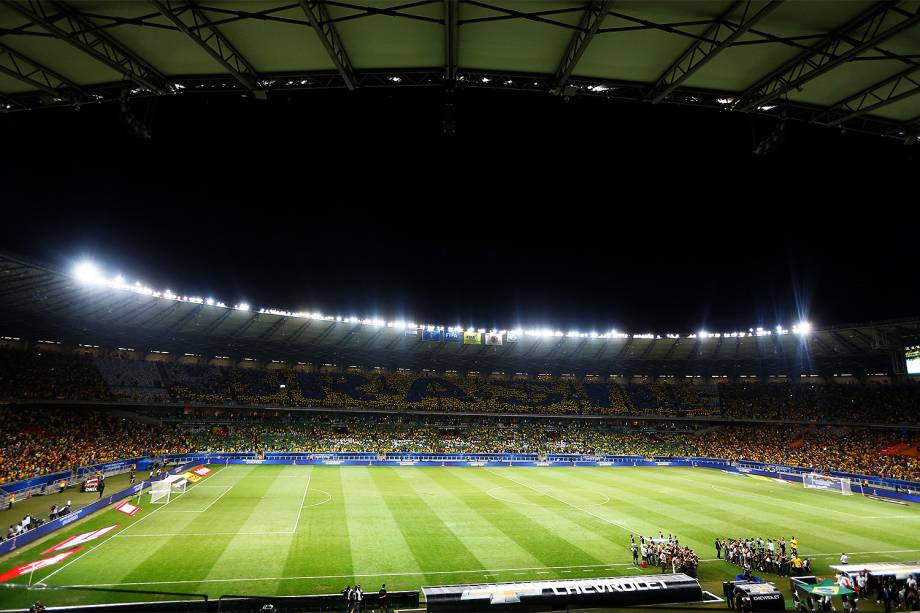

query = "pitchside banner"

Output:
[[423, 573, 703, 612]]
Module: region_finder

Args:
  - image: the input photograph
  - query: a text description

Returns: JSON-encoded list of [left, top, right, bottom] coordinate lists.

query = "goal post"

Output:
[[803, 473, 854, 495], [149, 475, 188, 504]]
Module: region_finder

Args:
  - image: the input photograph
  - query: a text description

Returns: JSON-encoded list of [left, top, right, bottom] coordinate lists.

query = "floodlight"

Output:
[[74, 261, 103, 284]]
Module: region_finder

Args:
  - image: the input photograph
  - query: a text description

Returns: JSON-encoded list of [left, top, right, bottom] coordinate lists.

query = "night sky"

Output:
[[2, 88, 916, 334]]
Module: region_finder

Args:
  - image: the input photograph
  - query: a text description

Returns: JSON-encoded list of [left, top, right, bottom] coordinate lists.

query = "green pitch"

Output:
[[2, 465, 919, 611]]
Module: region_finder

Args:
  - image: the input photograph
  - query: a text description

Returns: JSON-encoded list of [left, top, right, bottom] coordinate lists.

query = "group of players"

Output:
[[629, 532, 700, 577], [718, 535, 813, 577]]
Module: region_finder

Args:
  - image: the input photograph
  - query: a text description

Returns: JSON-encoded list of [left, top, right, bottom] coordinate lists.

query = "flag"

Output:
[[192, 466, 212, 476], [485, 332, 503, 346], [422, 329, 442, 342], [0, 548, 84, 582], [445, 331, 461, 343], [506, 331, 519, 343], [463, 332, 481, 345], [42, 525, 120, 554]]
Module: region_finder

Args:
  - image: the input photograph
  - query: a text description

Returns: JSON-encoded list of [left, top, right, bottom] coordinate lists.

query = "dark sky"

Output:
[[2, 88, 917, 334]]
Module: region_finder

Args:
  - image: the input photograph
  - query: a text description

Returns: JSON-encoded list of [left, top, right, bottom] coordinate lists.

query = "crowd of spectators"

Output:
[[1, 349, 918, 424], [0, 348, 108, 401], [2, 407, 918, 486], [693, 426, 920, 482], [0, 407, 186, 483], [720, 382, 920, 423]]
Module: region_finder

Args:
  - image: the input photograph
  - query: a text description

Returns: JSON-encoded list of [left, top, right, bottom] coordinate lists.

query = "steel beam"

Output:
[[551, 0, 610, 95], [298, 0, 356, 90], [8, 1, 170, 94], [735, 2, 920, 112], [647, 0, 782, 103], [0, 41, 85, 102], [444, 0, 458, 83], [150, 0, 261, 95], [819, 66, 920, 126]]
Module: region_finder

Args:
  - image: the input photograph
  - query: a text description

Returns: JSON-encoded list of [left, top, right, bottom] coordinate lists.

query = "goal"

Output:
[[149, 475, 188, 504], [803, 473, 855, 495]]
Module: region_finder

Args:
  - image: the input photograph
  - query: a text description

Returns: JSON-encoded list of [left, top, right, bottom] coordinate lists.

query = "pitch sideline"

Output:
[[62, 547, 920, 588]]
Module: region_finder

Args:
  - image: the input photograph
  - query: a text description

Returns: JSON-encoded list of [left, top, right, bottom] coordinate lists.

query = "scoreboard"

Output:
[[907, 345, 920, 376]]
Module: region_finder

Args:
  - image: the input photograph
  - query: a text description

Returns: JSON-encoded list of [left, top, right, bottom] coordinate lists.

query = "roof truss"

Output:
[[0, 41, 85, 103], [647, 0, 782, 104], [735, 1, 920, 112], [151, 0, 262, 95], [298, 0, 356, 90], [551, 0, 610, 95], [7, 0, 170, 94]]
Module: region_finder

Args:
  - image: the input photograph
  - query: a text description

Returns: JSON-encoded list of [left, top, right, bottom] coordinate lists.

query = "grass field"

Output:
[[1, 464, 919, 611]]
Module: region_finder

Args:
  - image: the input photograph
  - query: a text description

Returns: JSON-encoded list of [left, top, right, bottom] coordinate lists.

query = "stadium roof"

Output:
[[1, 251, 918, 377], [1, 1, 920, 140]]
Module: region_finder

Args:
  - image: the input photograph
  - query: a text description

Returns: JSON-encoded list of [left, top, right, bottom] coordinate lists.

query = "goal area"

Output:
[[803, 473, 857, 495], [149, 474, 188, 504]]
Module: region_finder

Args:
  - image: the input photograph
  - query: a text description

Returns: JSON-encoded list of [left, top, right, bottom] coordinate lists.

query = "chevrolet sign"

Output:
[[425, 573, 703, 612]]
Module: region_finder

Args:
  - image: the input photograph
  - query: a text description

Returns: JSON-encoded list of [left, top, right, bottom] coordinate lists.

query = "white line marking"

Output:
[[38, 465, 228, 584], [62, 561, 639, 587], [707, 484, 861, 517], [291, 473, 312, 532], [114, 531, 294, 538], [199, 484, 234, 513], [485, 467, 640, 534], [61, 548, 920, 589]]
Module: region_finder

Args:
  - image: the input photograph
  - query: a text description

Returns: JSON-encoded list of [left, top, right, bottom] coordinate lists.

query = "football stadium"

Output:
[[0, 247, 918, 613], [2, 1, 920, 611]]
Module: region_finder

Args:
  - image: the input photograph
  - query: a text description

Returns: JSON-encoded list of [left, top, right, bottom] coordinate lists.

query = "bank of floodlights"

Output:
[[71, 259, 814, 340]]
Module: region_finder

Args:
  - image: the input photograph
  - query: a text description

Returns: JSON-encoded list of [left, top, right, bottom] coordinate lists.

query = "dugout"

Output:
[[830, 561, 920, 581], [722, 580, 784, 611]]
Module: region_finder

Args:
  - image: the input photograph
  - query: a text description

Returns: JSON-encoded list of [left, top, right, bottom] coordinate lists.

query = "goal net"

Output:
[[149, 475, 188, 504], [803, 473, 853, 495]]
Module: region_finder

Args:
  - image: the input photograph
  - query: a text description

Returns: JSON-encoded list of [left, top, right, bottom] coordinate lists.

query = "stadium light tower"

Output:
[[794, 321, 812, 335], [73, 261, 104, 284]]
